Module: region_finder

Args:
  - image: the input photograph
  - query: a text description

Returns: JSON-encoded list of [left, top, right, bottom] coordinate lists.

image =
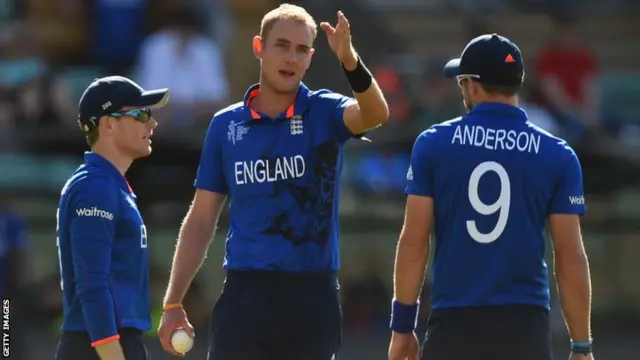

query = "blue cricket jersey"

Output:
[[406, 103, 587, 310], [0, 211, 27, 298], [57, 152, 150, 345], [195, 83, 359, 271]]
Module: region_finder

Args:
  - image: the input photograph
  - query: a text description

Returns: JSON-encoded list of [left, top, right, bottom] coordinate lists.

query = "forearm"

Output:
[[95, 340, 126, 360], [393, 232, 430, 305], [163, 218, 215, 305], [79, 286, 119, 345], [555, 254, 592, 341], [343, 52, 389, 128]]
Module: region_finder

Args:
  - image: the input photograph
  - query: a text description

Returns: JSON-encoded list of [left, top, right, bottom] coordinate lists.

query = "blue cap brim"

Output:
[[137, 88, 170, 109], [443, 58, 462, 78]]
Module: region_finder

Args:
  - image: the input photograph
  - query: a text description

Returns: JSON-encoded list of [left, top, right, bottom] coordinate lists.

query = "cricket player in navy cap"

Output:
[[157, 4, 389, 360], [54, 76, 169, 360], [388, 34, 594, 360]]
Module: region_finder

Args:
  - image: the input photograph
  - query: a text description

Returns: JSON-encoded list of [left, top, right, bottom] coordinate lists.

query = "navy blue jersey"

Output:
[[57, 152, 150, 346], [195, 83, 359, 271], [0, 211, 27, 298], [406, 103, 586, 310]]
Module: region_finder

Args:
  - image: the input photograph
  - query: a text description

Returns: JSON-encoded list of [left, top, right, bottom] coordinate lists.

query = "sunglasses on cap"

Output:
[[109, 108, 153, 124], [455, 74, 480, 87]]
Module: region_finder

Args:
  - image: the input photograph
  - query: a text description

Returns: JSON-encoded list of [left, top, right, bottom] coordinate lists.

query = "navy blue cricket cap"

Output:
[[443, 33, 525, 87], [77, 76, 170, 132]]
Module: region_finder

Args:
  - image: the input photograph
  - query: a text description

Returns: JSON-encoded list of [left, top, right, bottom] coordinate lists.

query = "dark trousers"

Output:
[[54, 327, 149, 360], [207, 270, 342, 360], [421, 305, 553, 360]]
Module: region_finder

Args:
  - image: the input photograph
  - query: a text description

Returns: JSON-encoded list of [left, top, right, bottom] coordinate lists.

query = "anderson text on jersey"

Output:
[[452, 125, 541, 154]]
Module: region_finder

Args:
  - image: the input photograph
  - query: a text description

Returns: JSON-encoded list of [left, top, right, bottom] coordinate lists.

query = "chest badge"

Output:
[[290, 115, 303, 135]]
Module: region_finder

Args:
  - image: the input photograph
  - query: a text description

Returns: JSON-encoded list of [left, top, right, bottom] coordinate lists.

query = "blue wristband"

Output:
[[571, 340, 593, 355], [390, 299, 419, 333]]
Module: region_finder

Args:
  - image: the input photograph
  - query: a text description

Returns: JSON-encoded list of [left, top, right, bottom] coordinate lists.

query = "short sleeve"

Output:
[[194, 116, 228, 194], [405, 129, 436, 197], [69, 177, 120, 344], [549, 146, 587, 215], [320, 91, 359, 143]]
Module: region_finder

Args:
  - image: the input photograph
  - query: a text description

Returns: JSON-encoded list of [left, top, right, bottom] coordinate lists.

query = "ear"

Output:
[[470, 80, 483, 97], [99, 115, 115, 134], [253, 36, 263, 59], [309, 48, 315, 58]]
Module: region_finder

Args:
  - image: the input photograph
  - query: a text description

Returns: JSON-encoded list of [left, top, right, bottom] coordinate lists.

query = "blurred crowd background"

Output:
[[0, 0, 639, 359]]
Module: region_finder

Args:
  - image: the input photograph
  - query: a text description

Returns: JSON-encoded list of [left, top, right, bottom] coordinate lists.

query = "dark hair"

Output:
[[479, 83, 521, 97]]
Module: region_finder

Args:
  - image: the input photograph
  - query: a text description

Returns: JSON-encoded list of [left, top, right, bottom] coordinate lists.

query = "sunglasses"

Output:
[[456, 74, 480, 88], [109, 108, 153, 124]]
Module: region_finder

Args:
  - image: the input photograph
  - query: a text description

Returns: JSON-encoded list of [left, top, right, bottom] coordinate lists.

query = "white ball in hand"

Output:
[[170, 329, 194, 354]]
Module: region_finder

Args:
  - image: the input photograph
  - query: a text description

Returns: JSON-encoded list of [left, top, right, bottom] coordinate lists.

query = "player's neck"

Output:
[[91, 144, 133, 176], [479, 95, 519, 108], [254, 81, 297, 118]]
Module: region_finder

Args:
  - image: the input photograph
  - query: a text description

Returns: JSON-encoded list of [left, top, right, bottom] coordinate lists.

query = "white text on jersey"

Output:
[[75, 207, 114, 220], [235, 155, 306, 185], [451, 125, 541, 154], [569, 195, 585, 205]]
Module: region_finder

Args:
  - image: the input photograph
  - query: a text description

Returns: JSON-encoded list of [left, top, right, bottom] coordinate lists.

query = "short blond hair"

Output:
[[260, 4, 317, 41]]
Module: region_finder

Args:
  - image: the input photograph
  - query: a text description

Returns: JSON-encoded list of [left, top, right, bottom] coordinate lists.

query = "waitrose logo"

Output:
[[75, 207, 114, 220]]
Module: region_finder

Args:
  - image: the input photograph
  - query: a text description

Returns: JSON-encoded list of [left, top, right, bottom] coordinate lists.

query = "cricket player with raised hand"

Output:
[[388, 34, 594, 360], [54, 76, 169, 360], [158, 3, 389, 360]]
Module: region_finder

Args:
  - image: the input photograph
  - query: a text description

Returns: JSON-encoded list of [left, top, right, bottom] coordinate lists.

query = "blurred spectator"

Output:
[[520, 100, 560, 134], [0, 22, 76, 134], [535, 17, 602, 144], [519, 86, 560, 134], [189, 0, 235, 53], [135, 6, 229, 126], [90, 0, 148, 74]]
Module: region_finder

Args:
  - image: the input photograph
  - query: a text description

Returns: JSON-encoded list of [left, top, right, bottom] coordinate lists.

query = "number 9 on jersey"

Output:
[[466, 161, 511, 244]]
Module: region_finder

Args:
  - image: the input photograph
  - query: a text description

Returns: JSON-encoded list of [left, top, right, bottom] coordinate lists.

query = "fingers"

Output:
[[321, 10, 351, 37], [337, 11, 350, 30], [320, 22, 335, 34], [158, 313, 190, 357], [159, 325, 180, 356], [184, 321, 196, 338], [337, 11, 350, 36]]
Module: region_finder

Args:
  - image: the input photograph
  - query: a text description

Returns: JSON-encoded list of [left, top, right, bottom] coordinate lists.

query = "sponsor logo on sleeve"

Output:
[[75, 207, 114, 220], [568, 196, 585, 205]]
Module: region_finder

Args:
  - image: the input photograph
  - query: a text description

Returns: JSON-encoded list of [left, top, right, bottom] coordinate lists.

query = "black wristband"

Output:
[[571, 340, 593, 355], [342, 57, 373, 93]]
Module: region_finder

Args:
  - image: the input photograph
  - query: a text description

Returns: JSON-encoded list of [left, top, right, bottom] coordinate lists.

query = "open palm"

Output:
[[320, 11, 355, 66]]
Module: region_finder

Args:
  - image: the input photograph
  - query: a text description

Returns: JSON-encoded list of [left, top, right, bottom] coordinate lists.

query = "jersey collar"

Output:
[[469, 102, 528, 120], [242, 82, 310, 123], [84, 152, 133, 193]]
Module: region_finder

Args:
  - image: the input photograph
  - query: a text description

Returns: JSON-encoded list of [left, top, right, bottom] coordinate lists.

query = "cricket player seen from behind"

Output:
[[389, 34, 593, 360], [158, 4, 389, 360]]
